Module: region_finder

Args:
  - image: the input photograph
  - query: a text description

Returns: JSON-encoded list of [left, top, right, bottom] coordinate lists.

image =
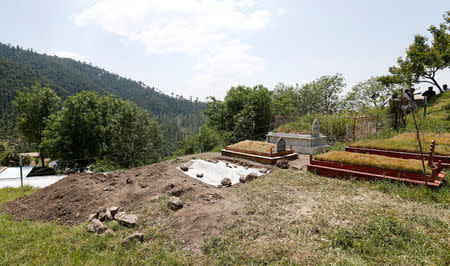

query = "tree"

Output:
[[13, 82, 61, 166], [41, 92, 162, 169], [205, 85, 272, 143], [298, 74, 346, 114], [271, 83, 299, 115], [383, 12, 449, 92], [344, 77, 395, 111]]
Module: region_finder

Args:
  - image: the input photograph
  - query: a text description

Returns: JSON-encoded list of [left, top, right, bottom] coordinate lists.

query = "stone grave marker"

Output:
[[277, 137, 286, 152]]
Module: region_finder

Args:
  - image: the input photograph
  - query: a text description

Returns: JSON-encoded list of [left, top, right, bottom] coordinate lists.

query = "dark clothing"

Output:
[[422, 90, 436, 98]]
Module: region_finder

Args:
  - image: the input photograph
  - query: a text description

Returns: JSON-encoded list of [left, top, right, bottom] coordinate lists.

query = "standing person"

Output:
[[422, 86, 436, 99], [443, 84, 448, 91]]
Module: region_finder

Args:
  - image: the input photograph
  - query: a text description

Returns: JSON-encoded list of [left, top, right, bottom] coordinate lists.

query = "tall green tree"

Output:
[[344, 77, 395, 111], [382, 12, 449, 92], [13, 82, 61, 166], [205, 85, 272, 143], [41, 92, 162, 169], [298, 73, 346, 114]]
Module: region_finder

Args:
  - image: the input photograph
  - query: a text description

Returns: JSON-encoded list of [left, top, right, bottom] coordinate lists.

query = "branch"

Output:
[[418, 80, 436, 85]]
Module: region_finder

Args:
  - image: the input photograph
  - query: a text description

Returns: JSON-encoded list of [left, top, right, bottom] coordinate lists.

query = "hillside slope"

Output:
[[0, 43, 206, 155]]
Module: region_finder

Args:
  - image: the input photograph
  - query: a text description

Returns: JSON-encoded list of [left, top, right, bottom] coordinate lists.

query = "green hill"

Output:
[[0, 43, 206, 155]]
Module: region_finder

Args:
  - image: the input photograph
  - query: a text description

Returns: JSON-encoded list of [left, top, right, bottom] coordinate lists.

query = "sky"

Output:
[[1, 0, 449, 100]]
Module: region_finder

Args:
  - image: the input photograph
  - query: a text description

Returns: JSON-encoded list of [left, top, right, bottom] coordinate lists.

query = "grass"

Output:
[[315, 151, 434, 174], [353, 132, 450, 155], [0, 168, 449, 264], [0, 187, 193, 265], [227, 140, 276, 153]]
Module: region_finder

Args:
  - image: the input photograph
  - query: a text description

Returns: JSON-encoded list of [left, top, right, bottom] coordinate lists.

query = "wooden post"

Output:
[[19, 155, 23, 188], [270, 147, 273, 155], [428, 140, 436, 167], [309, 154, 312, 163], [352, 117, 356, 142]]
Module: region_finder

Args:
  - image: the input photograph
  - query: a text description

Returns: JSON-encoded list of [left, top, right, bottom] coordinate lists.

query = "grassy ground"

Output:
[[314, 151, 435, 174], [353, 132, 450, 155], [1, 168, 449, 265]]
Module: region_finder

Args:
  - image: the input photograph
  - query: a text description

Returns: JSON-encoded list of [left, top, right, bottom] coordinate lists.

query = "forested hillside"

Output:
[[0, 43, 206, 155]]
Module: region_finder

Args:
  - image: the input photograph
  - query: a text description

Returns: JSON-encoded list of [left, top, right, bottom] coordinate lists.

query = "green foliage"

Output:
[[271, 74, 346, 115], [13, 83, 61, 165], [176, 125, 224, 155], [41, 92, 162, 169], [381, 13, 449, 92], [275, 113, 352, 141], [205, 85, 272, 143], [343, 77, 395, 111], [0, 43, 205, 156], [0, 142, 30, 166]]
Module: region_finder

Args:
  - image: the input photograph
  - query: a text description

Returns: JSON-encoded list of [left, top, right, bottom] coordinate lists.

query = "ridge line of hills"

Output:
[[0, 42, 206, 155]]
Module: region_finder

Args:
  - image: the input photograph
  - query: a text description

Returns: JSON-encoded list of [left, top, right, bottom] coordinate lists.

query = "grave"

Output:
[[221, 140, 298, 164], [267, 119, 329, 154]]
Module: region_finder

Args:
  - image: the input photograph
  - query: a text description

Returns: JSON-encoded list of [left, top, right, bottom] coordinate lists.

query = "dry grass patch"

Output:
[[314, 151, 434, 174], [353, 133, 450, 155], [227, 140, 276, 153], [201, 170, 449, 264]]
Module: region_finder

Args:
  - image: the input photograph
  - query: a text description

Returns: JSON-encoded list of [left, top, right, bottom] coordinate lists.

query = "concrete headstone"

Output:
[[312, 119, 320, 137], [276, 137, 286, 152]]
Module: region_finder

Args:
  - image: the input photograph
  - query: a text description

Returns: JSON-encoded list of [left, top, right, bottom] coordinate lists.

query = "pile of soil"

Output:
[[2, 153, 274, 249], [227, 140, 276, 153]]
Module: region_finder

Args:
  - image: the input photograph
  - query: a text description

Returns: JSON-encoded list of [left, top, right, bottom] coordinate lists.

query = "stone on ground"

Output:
[[115, 213, 138, 227], [121, 232, 144, 248], [180, 164, 189, 171], [86, 218, 108, 234], [276, 159, 289, 169], [167, 196, 184, 210], [221, 178, 232, 187]]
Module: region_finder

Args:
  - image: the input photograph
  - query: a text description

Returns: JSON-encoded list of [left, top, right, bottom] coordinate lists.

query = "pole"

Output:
[[20, 155, 23, 188], [408, 96, 427, 186]]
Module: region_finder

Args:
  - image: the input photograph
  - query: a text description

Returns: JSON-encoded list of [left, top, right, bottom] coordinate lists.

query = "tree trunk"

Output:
[[40, 148, 45, 167]]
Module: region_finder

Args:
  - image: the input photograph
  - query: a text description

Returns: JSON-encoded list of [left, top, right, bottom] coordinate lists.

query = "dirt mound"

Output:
[[2, 153, 270, 249], [227, 140, 276, 153]]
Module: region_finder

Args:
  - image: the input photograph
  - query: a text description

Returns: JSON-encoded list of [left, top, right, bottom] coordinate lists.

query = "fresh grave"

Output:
[[177, 160, 268, 187]]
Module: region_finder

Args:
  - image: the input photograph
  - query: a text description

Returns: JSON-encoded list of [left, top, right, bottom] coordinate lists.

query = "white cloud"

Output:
[[277, 8, 287, 16], [189, 40, 267, 99], [52, 51, 88, 62], [73, 0, 277, 97]]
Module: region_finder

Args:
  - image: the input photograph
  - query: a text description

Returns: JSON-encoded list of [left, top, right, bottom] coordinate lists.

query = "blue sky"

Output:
[[1, 0, 448, 99]]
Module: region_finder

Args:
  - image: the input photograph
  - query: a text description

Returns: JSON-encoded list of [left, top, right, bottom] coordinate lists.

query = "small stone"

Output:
[[217, 184, 223, 188], [88, 213, 97, 221], [259, 168, 268, 173], [164, 183, 176, 190], [86, 218, 107, 234], [196, 173, 204, 178], [121, 232, 144, 248], [239, 176, 246, 183], [221, 178, 232, 187], [180, 164, 189, 171], [102, 187, 109, 191], [169, 187, 183, 197], [167, 196, 184, 211], [246, 173, 258, 181], [116, 214, 138, 227], [109, 207, 120, 216], [276, 159, 289, 169], [103, 228, 115, 236], [114, 211, 126, 220], [126, 178, 133, 184], [139, 183, 147, 188]]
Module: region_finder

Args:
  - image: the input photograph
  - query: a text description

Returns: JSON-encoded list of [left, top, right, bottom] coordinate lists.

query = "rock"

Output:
[[88, 213, 97, 221], [109, 206, 120, 216], [113, 211, 127, 222], [121, 232, 144, 248], [276, 159, 289, 169], [239, 176, 246, 183], [103, 228, 115, 236], [139, 183, 147, 188], [180, 164, 189, 171], [102, 187, 109, 191], [126, 178, 133, 184], [116, 214, 138, 227], [246, 173, 258, 181], [169, 187, 183, 197], [221, 178, 232, 187], [196, 173, 204, 178], [259, 168, 268, 173], [217, 184, 223, 188], [167, 196, 184, 211], [164, 183, 176, 190], [86, 219, 107, 234]]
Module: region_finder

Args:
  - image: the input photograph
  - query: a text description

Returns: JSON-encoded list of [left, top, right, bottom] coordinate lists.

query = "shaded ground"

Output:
[[3, 153, 277, 250]]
